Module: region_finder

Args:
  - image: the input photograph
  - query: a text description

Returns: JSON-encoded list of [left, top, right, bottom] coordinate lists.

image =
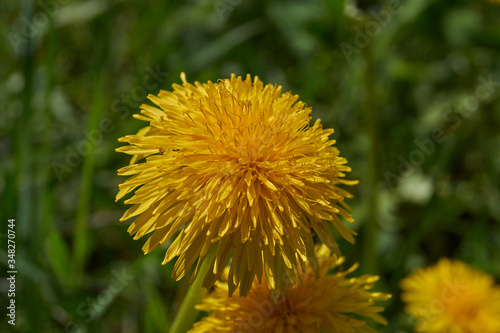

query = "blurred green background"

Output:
[[1, 0, 500, 332]]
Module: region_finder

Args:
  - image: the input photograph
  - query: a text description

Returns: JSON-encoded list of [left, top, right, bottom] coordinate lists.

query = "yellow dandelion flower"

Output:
[[189, 244, 391, 333], [400, 258, 500, 333], [116, 73, 358, 296]]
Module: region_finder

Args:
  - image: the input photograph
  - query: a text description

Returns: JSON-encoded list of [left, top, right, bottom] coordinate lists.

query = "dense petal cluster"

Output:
[[116, 73, 357, 296], [189, 245, 391, 333], [401, 258, 500, 333]]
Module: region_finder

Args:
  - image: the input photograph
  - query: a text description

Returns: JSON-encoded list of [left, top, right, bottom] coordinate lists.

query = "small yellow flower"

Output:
[[189, 245, 391, 333], [116, 73, 357, 296], [401, 258, 500, 333]]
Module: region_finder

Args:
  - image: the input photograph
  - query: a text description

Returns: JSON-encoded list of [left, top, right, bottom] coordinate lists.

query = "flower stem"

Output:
[[363, 41, 378, 275], [168, 247, 217, 333]]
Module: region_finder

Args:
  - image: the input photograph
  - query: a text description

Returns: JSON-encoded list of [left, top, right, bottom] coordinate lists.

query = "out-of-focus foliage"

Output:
[[1, 0, 499, 332]]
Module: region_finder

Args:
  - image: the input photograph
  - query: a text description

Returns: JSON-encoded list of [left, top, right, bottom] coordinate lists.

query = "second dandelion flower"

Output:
[[190, 245, 391, 333]]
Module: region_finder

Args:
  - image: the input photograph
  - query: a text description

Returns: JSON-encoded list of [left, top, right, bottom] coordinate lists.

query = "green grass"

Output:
[[2, 0, 500, 332]]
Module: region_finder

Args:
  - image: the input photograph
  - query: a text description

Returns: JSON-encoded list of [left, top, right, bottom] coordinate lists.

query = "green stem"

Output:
[[71, 14, 109, 287], [362, 41, 378, 275], [168, 247, 217, 333], [38, 16, 56, 256]]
